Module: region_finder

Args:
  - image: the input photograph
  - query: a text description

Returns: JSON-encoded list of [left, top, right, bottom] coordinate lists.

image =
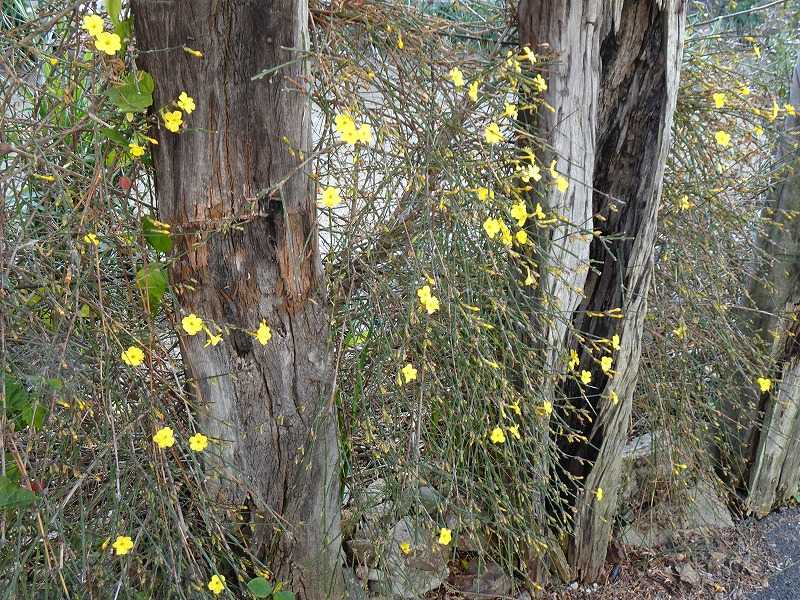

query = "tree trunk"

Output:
[[130, 2, 343, 597], [742, 55, 800, 516], [519, 0, 686, 582]]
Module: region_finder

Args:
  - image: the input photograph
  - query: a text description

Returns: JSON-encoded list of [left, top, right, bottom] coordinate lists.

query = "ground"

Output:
[[541, 506, 800, 600]]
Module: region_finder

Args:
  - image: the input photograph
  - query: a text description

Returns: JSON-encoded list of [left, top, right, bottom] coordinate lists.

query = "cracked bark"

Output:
[[518, 0, 686, 582], [740, 55, 800, 516], [130, 1, 343, 597]]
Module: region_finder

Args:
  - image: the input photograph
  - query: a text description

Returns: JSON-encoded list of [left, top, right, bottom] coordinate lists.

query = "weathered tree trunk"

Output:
[[519, 0, 686, 582], [131, 2, 343, 597], [742, 55, 800, 516]]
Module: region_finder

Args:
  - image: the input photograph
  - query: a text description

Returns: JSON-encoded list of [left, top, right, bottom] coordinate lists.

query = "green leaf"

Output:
[[3, 456, 20, 484], [2, 374, 30, 415], [0, 476, 35, 510], [273, 592, 295, 600], [105, 0, 121, 25], [114, 18, 133, 44], [105, 71, 154, 113], [246, 577, 273, 598], [135, 263, 169, 313], [99, 127, 127, 147], [142, 215, 173, 253], [20, 404, 47, 430]]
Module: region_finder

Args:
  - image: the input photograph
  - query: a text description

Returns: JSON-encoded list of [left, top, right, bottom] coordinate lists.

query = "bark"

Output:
[[742, 55, 800, 516], [130, 2, 343, 597], [519, 0, 686, 582]]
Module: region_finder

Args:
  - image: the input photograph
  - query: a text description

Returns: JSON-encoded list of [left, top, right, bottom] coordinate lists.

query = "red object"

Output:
[[119, 176, 131, 191]]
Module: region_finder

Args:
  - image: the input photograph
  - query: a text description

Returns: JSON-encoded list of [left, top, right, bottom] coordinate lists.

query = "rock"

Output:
[[450, 560, 512, 598], [619, 430, 733, 549], [677, 563, 701, 586], [344, 567, 369, 600], [367, 517, 449, 599], [418, 486, 443, 514], [684, 480, 733, 530]]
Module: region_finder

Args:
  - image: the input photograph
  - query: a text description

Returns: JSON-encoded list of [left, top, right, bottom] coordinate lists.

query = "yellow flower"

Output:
[[673, 324, 686, 339], [522, 46, 536, 64], [356, 123, 373, 144], [204, 327, 223, 347], [121, 346, 144, 367], [600, 356, 613, 373], [83, 232, 100, 246], [183, 46, 203, 58], [769, 100, 779, 122], [786, 103, 797, 117], [510, 202, 528, 227], [449, 67, 465, 88], [335, 114, 371, 146], [524, 268, 535, 286], [568, 349, 579, 371], [163, 110, 183, 133], [499, 221, 512, 247], [754, 125, 764, 137], [82, 14, 105, 37], [189, 433, 209, 452], [417, 285, 440, 315], [490, 426, 506, 444], [609, 390, 619, 405], [400, 542, 412, 555], [111, 535, 134, 555], [475, 186, 491, 201], [401, 363, 418, 384], [510, 400, 522, 416], [532, 73, 547, 93], [535, 400, 553, 417], [94, 31, 121, 55], [128, 143, 145, 158], [580, 370, 592, 385], [611, 334, 621, 350], [438, 527, 452, 545], [484, 123, 503, 145], [468, 80, 479, 102], [396, 33, 404, 49], [182, 314, 204, 336], [483, 218, 501, 239], [508, 424, 521, 439], [739, 86, 751, 96], [504, 102, 518, 119], [173, 92, 195, 115], [714, 130, 731, 146], [515, 230, 528, 245], [517, 163, 542, 183], [153, 426, 175, 449], [208, 574, 226, 595], [678, 195, 693, 210], [712, 92, 726, 109], [555, 175, 568, 193], [757, 377, 772, 393], [533, 203, 546, 220], [256, 320, 272, 345], [753, 44, 761, 59], [594, 487, 604, 502], [320, 186, 342, 208]]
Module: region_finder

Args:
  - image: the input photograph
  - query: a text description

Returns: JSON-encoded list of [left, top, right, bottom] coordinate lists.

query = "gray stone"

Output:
[[677, 563, 701, 586], [344, 567, 369, 600], [450, 560, 512, 598], [418, 486, 443, 514], [369, 517, 449, 599]]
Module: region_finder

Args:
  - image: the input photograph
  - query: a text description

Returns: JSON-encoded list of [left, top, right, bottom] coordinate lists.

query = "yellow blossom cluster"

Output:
[[81, 14, 121, 56]]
